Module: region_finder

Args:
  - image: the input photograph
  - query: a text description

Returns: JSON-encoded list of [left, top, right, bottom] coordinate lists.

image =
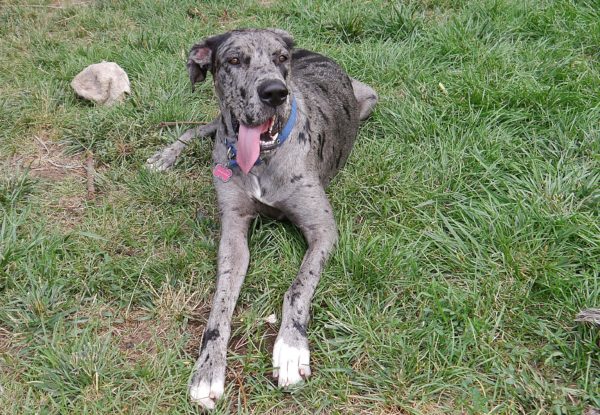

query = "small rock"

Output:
[[71, 61, 130, 106], [263, 314, 277, 324]]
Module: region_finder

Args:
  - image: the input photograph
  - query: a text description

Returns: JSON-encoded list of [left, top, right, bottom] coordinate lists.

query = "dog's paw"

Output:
[[189, 378, 224, 410], [273, 338, 311, 388], [189, 349, 226, 410], [145, 144, 183, 171]]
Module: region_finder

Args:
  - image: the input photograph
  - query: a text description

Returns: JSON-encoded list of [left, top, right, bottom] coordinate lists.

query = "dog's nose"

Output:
[[258, 80, 288, 107]]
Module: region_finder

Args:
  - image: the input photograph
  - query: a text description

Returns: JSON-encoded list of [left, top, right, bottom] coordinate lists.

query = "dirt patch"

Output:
[[8, 133, 87, 182], [33, 191, 87, 231], [184, 318, 205, 357], [111, 310, 170, 362], [3, 131, 101, 230], [184, 309, 276, 358], [51, 0, 93, 7], [217, 8, 249, 26], [262, 321, 278, 352], [0, 326, 14, 355], [183, 304, 211, 357], [110, 289, 213, 363], [0, 325, 25, 373]]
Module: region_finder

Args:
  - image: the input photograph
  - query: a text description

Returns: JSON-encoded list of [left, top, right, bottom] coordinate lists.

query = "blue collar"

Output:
[[225, 96, 297, 169], [277, 95, 297, 145]]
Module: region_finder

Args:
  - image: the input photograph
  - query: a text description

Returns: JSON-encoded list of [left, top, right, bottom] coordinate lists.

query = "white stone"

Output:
[[71, 61, 130, 106]]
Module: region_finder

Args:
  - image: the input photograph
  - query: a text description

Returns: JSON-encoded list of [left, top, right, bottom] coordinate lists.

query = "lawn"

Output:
[[0, 0, 599, 413]]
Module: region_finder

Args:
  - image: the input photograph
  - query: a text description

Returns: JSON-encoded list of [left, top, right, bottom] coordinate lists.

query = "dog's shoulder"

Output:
[[292, 49, 336, 66], [291, 48, 356, 111], [291, 49, 346, 80]]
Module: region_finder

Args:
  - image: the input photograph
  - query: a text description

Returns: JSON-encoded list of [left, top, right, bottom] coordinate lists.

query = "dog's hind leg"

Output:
[[273, 188, 338, 388], [146, 117, 219, 171], [189, 209, 253, 409], [351, 78, 378, 121]]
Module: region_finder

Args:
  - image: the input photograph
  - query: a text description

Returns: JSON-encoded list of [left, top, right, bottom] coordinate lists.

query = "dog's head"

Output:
[[188, 29, 294, 138]]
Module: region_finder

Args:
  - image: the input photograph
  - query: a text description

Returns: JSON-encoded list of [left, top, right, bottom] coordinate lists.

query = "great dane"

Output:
[[147, 29, 377, 409]]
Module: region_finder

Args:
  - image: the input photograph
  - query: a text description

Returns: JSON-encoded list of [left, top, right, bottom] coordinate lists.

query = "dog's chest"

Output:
[[238, 168, 286, 206], [245, 174, 266, 203]]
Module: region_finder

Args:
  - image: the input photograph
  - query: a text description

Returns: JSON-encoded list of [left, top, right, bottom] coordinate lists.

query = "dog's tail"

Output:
[[351, 78, 378, 121]]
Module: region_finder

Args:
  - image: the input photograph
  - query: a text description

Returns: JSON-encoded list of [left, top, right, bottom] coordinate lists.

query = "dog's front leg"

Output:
[[189, 213, 252, 409], [146, 117, 219, 171], [274, 189, 338, 388]]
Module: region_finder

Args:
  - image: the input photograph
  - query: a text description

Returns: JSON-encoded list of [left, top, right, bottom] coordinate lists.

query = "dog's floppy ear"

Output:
[[187, 33, 231, 91], [268, 29, 295, 50], [187, 44, 211, 88]]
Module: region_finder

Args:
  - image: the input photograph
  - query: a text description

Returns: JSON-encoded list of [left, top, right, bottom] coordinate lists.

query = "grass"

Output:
[[0, 0, 599, 413]]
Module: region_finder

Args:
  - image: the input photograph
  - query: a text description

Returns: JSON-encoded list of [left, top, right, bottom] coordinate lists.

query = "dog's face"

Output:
[[188, 29, 294, 142]]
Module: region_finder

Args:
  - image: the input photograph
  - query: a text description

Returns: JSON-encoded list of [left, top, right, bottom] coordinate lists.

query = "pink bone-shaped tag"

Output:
[[212, 164, 233, 182]]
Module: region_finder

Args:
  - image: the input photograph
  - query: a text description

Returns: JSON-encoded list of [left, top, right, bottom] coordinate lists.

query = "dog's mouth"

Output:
[[229, 113, 284, 174], [232, 116, 282, 150]]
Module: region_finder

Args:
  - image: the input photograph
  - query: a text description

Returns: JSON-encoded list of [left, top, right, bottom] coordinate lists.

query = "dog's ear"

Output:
[[187, 33, 231, 91], [187, 44, 211, 88], [267, 29, 295, 50]]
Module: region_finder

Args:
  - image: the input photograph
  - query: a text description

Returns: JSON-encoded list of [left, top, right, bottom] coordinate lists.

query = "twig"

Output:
[[575, 309, 600, 326], [34, 135, 51, 154], [85, 151, 96, 200], [157, 121, 207, 128], [233, 369, 247, 409], [46, 159, 84, 170]]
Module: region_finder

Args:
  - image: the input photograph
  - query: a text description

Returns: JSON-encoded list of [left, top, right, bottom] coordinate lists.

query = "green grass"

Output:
[[1, 0, 599, 413]]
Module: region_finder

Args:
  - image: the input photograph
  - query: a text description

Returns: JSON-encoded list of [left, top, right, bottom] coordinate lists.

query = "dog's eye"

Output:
[[278, 55, 288, 63], [228, 57, 240, 65]]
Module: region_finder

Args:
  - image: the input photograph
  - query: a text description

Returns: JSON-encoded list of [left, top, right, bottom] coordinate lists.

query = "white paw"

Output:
[[273, 339, 311, 388], [189, 378, 224, 410]]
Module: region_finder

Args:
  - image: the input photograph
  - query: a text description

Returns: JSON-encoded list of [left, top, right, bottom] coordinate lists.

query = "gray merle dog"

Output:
[[146, 29, 377, 409]]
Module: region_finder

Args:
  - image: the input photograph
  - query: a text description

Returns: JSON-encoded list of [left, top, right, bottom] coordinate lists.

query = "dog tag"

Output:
[[213, 164, 233, 182]]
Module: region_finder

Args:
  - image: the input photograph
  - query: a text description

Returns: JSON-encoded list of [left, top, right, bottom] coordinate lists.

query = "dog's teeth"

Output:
[[271, 132, 279, 141]]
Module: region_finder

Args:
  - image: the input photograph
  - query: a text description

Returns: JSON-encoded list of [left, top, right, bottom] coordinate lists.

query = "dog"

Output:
[[147, 28, 377, 409]]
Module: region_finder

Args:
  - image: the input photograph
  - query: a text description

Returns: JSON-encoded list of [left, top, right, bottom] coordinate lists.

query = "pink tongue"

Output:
[[237, 120, 270, 174]]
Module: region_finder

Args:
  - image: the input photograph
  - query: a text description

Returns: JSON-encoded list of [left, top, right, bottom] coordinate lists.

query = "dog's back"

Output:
[[291, 49, 360, 186]]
